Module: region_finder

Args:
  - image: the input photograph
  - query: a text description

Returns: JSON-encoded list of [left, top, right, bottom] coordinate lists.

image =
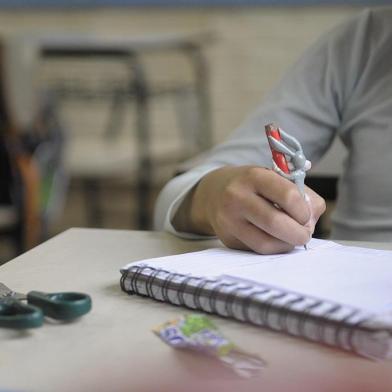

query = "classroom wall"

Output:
[[0, 6, 362, 143]]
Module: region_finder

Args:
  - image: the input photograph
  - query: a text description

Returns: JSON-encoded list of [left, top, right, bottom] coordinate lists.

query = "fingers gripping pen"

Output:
[[265, 123, 312, 249]]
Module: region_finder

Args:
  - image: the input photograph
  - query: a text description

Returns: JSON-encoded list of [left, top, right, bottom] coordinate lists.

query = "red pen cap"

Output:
[[265, 123, 290, 174]]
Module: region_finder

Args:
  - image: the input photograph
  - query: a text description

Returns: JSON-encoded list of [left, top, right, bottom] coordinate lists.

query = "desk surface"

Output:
[[1, 228, 392, 392]]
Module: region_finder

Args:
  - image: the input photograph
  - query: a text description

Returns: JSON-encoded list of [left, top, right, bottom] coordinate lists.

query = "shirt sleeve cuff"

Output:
[[154, 164, 224, 239]]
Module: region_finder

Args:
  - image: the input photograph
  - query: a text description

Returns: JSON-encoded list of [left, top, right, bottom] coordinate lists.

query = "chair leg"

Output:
[[82, 178, 103, 228], [105, 88, 127, 140], [129, 55, 152, 230], [188, 46, 213, 151]]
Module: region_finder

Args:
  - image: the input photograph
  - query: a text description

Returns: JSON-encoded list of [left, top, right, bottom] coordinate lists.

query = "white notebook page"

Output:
[[122, 238, 392, 314]]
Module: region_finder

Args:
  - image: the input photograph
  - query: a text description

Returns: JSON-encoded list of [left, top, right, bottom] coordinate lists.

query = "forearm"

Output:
[[153, 163, 224, 238], [172, 168, 222, 236]]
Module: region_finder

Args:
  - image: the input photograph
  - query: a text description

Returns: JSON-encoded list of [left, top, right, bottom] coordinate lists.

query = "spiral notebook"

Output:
[[120, 238, 392, 359]]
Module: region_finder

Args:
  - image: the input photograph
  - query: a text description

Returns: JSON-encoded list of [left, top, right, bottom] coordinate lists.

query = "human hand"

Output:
[[174, 166, 326, 254]]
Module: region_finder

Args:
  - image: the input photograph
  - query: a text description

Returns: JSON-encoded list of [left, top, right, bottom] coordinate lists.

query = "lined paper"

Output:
[[122, 238, 392, 313]]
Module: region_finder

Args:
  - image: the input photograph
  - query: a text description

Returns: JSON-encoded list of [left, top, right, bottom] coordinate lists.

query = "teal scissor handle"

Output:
[[0, 298, 44, 329], [27, 291, 92, 321]]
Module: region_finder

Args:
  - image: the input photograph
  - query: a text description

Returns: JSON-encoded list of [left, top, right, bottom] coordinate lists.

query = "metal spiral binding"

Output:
[[259, 291, 287, 327], [146, 268, 162, 298], [241, 288, 270, 323], [315, 303, 341, 345], [177, 275, 194, 306], [297, 300, 324, 340], [193, 277, 218, 310], [208, 281, 236, 316], [334, 309, 361, 351], [120, 265, 378, 355], [135, 265, 153, 295], [277, 296, 305, 335], [161, 272, 177, 302], [224, 284, 254, 319], [119, 268, 129, 293]]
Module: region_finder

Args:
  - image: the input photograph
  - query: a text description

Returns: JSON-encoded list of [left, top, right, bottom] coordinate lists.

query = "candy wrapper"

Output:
[[153, 314, 266, 378]]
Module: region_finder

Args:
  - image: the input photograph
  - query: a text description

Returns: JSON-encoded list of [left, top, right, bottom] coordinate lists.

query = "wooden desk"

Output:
[[1, 228, 392, 391]]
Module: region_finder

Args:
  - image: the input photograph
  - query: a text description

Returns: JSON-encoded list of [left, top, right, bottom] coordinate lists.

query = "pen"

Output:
[[265, 123, 290, 174], [265, 123, 310, 250]]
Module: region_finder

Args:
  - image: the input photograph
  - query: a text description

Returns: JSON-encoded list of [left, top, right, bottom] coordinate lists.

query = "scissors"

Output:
[[0, 282, 92, 329]]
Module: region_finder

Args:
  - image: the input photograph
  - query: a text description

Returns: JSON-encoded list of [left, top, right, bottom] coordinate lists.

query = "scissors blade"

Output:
[[0, 282, 26, 301]]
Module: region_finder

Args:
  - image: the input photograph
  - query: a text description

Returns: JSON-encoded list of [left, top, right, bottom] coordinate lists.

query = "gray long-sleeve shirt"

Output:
[[154, 8, 392, 242]]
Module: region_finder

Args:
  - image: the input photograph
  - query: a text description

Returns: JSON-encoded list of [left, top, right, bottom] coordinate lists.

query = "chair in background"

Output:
[[38, 32, 214, 230]]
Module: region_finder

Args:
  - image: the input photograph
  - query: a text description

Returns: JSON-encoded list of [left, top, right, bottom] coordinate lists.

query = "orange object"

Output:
[[265, 123, 290, 174]]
